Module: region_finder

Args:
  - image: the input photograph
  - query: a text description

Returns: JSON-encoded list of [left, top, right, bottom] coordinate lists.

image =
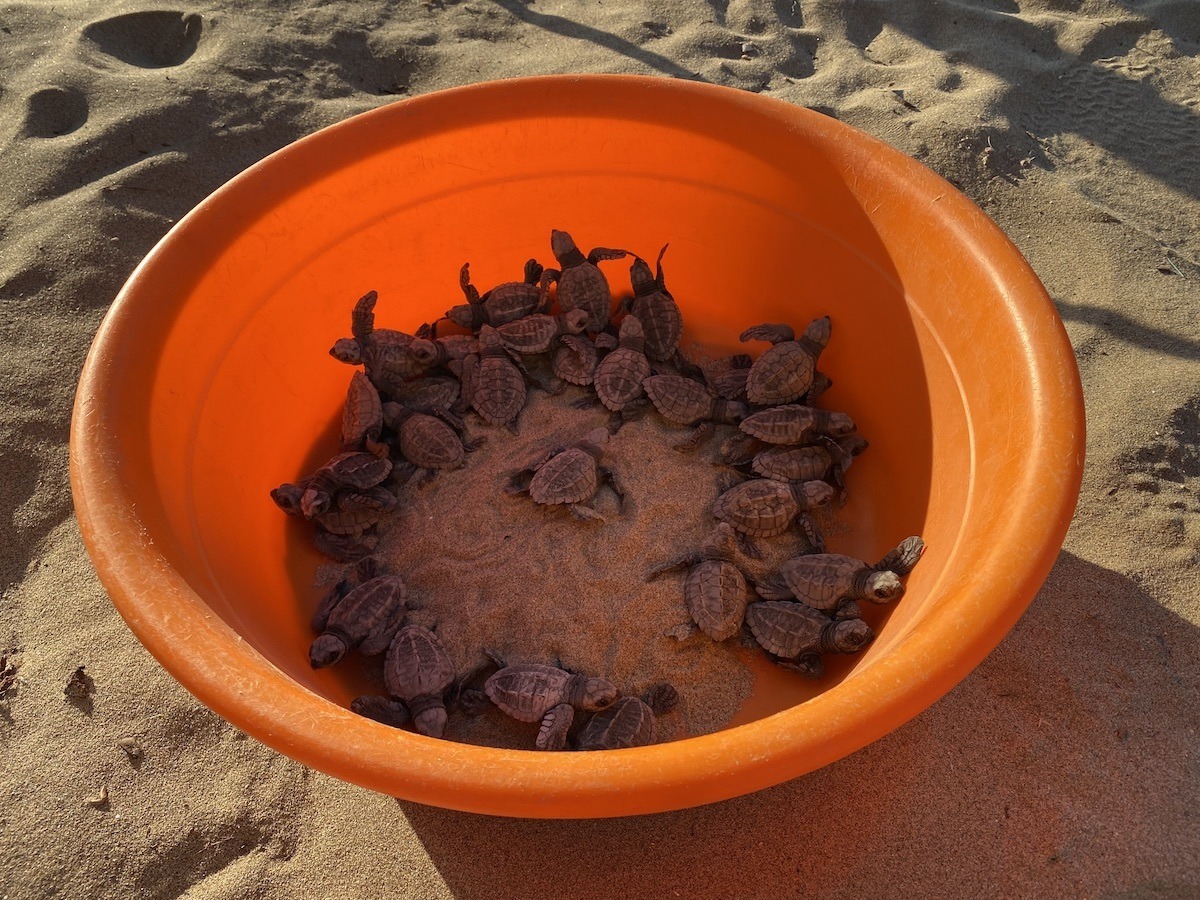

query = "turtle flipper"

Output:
[[537, 703, 574, 750], [750, 570, 793, 600], [646, 552, 700, 581], [776, 653, 824, 679], [875, 536, 926, 575], [350, 696, 411, 728], [739, 323, 795, 345], [587, 247, 628, 264]]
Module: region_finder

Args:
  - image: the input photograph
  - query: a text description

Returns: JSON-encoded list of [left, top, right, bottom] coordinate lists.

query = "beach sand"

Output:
[[2, 0, 1198, 896]]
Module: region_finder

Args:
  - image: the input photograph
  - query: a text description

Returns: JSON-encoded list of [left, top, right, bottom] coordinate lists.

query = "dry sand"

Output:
[[2, 0, 1199, 897]]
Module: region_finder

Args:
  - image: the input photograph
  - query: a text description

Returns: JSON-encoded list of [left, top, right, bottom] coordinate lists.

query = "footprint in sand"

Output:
[[81, 10, 202, 69], [22, 85, 88, 138]]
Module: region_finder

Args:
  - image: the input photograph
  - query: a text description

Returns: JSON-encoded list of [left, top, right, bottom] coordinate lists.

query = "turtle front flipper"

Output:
[[350, 696, 411, 728], [750, 571, 793, 600], [537, 703, 574, 750], [874, 536, 926, 575], [645, 552, 700, 582], [569, 503, 606, 523], [587, 247, 628, 264], [739, 323, 796, 345], [776, 653, 824, 679], [673, 421, 714, 454]]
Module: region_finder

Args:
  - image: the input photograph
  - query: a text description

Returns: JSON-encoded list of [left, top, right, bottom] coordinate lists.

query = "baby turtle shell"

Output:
[[544, 229, 628, 333], [311, 528, 378, 562], [739, 405, 857, 446], [576, 683, 679, 751], [644, 374, 747, 426], [506, 428, 623, 521], [648, 523, 750, 641], [389, 375, 460, 414], [746, 601, 874, 677], [382, 624, 456, 738], [447, 259, 549, 330], [552, 334, 600, 386], [759, 536, 926, 611], [594, 315, 651, 412], [330, 291, 428, 392], [712, 478, 835, 537], [382, 402, 465, 470], [309, 574, 406, 668], [625, 245, 683, 362], [341, 371, 386, 458], [461, 325, 528, 430], [314, 487, 398, 537], [300, 452, 393, 518], [740, 317, 831, 405], [497, 309, 589, 354], [484, 660, 618, 750]]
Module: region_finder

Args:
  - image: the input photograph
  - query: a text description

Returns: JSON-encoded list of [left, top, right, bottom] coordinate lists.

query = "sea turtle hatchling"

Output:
[[330, 291, 429, 393], [367, 624, 456, 737], [750, 435, 869, 485], [479, 652, 619, 750], [712, 478, 836, 538], [643, 374, 748, 452], [504, 427, 624, 522], [312, 557, 380, 634], [622, 245, 682, 363], [575, 682, 679, 751], [592, 314, 652, 417], [458, 324, 528, 432], [381, 402, 470, 473], [647, 523, 752, 642], [341, 371, 388, 459], [497, 308, 589, 354], [745, 600, 875, 677], [755, 536, 926, 612], [309, 574, 407, 668], [551, 334, 600, 386], [445, 259, 551, 330], [542, 229, 628, 333], [739, 404, 857, 446], [313, 486, 399, 539], [300, 452, 393, 519], [740, 317, 831, 406]]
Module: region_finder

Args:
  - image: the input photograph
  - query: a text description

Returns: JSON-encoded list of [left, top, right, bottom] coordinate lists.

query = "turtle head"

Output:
[[580, 427, 610, 456], [412, 704, 448, 739], [477, 324, 502, 349], [629, 256, 655, 294], [445, 303, 483, 330], [561, 308, 590, 335], [270, 483, 306, 516], [795, 481, 836, 510], [803, 315, 832, 351], [580, 677, 618, 711], [309, 633, 348, 668], [300, 486, 333, 519], [330, 338, 363, 365], [703, 522, 739, 560], [831, 618, 874, 653], [825, 412, 857, 438], [865, 571, 904, 603], [550, 229, 579, 261], [410, 338, 443, 366]]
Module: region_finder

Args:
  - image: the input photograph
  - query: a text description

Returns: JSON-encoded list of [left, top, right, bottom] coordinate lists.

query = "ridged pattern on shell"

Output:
[[497, 315, 559, 353], [746, 601, 827, 658], [485, 665, 572, 722], [472, 357, 527, 425], [484, 283, 542, 324], [779, 554, 869, 608], [712, 479, 797, 537], [325, 452, 392, 489], [752, 445, 833, 483], [364, 331, 427, 388], [746, 343, 815, 405], [577, 697, 657, 750], [384, 624, 455, 699], [740, 405, 819, 445], [392, 376, 460, 412], [530, 449, 598, 505], [630, 292, 683, 362], [399, 415, 464, 469], [556, 264, 612, 331], [337, 487, 398, 514], [552, 335, 598, 385], [644, 375, 713, 424], [713, 368, 750, 400], [327, 576, 406, 642], [342, 372, 382, 447], [685, 560, 749, 641], [594, 349, 651, 411]]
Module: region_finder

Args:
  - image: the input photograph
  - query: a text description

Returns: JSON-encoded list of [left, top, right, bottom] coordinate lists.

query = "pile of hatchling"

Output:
[[272, 229, 925, 752]]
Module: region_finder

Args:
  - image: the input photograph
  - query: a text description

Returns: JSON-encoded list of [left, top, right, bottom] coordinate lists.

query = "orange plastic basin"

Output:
[[69, 75, 1084, 818]]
